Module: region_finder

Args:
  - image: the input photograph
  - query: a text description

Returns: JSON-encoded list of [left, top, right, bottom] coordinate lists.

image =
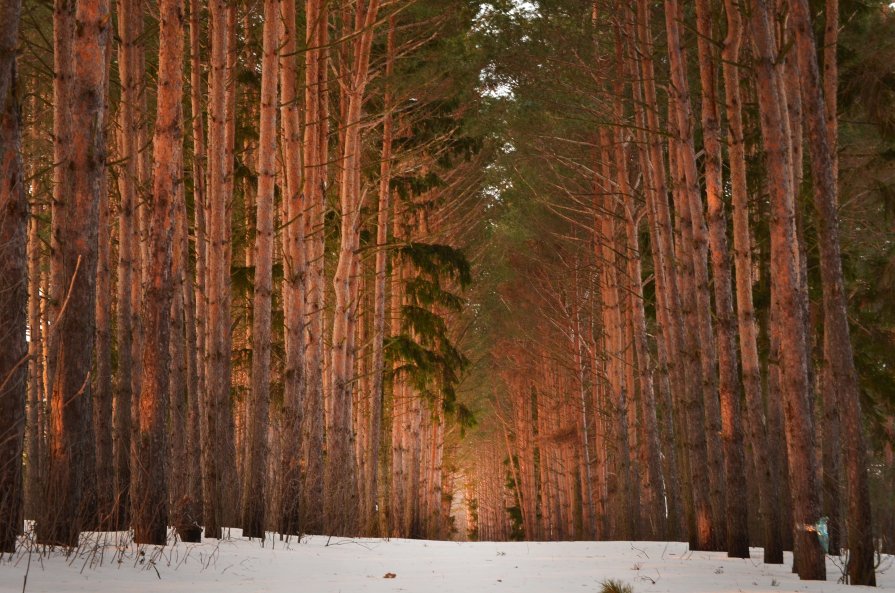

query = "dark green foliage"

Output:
[[839, 3, 895, 140], [400, 242, 473, 288], [405, 277, 466, 312], [835, 0, 895, 436], [387, 242, 475, 431], [393, 172, 445, 202], [467, 496, 479, 541]]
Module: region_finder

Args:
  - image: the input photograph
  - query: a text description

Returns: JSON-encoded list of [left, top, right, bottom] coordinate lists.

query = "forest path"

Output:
[[2, 533, 893, 592]]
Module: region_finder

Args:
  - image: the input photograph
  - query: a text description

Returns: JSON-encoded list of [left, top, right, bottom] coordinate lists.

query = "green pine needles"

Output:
[[387, 241, 475, 434]]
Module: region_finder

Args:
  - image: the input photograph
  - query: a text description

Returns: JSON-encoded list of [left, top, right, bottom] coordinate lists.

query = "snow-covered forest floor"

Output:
[[1, 531, 893, 592]]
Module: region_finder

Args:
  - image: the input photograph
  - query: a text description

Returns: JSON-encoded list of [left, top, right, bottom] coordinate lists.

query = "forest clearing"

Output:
[[1, 0, 895, 590]]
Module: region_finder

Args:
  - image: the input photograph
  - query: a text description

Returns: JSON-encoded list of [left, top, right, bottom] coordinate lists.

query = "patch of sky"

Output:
[[473, 1, 541, 99]]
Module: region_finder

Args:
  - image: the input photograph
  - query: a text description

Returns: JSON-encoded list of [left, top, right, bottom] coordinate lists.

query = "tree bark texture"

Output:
[[132, 0, 183, 545], [277, 0, 305, 537], [203, 0, 230, 539], [39, 0, 109, 546], [241, 0, 279, 539]]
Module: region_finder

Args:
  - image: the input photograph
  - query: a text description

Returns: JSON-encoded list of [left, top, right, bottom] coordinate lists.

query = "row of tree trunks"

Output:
[[747, 0, 826, 579], [692, 0, 750, 559], [632, 0, 706, 551], [4, 0, 877, 578], [0, 0, 468, 555], [22, 2, 468, 542], [786, 0, 875, 583], [664, 0, 729, 552], [720, 0, 784, 564], [0, 0, 27, 553], [627, 10, 684, 542], [473, 3, 853, 572]]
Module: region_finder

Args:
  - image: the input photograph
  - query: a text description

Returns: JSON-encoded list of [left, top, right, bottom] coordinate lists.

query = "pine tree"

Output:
[[39, 0, 109, 546], [241, 0, 279, 539], [131, 0, 184, 546]]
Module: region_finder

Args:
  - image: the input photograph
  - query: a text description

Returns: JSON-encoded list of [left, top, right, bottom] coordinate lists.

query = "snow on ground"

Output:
[[1, 531, 892, 593]]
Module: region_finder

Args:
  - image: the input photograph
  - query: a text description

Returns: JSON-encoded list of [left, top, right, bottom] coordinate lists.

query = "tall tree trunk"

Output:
[[234, 9, 256, 504], [181, 189, 203, 540], [748, 0, 825, 579], [775, 14, 826, 557], [93, 98, 114, 529], [242, 0, 279, 539], [203, 0, 230, 539], [45, 0, 70, 517], [113, 0, 141, 530], [187, 0, 206, 529], [0, 0, 27, 551], [132, 0, 183, 545], [171, 187, 200, 542], [92, 35, 114, 530], [169, 216, 186, 511], [135, 0, 150, 298], [885, 416, 895, 555], [786, 0, 875, 583], [278, 0, 304, 536], [720, 0, 783, 563], [597, 128, 630, 541], [132, 1, 149, 465], [220, 0, 239, 525], [367, 15, 396, 537], [39, 0, 108, 546], [301, 0, 327, 533]]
